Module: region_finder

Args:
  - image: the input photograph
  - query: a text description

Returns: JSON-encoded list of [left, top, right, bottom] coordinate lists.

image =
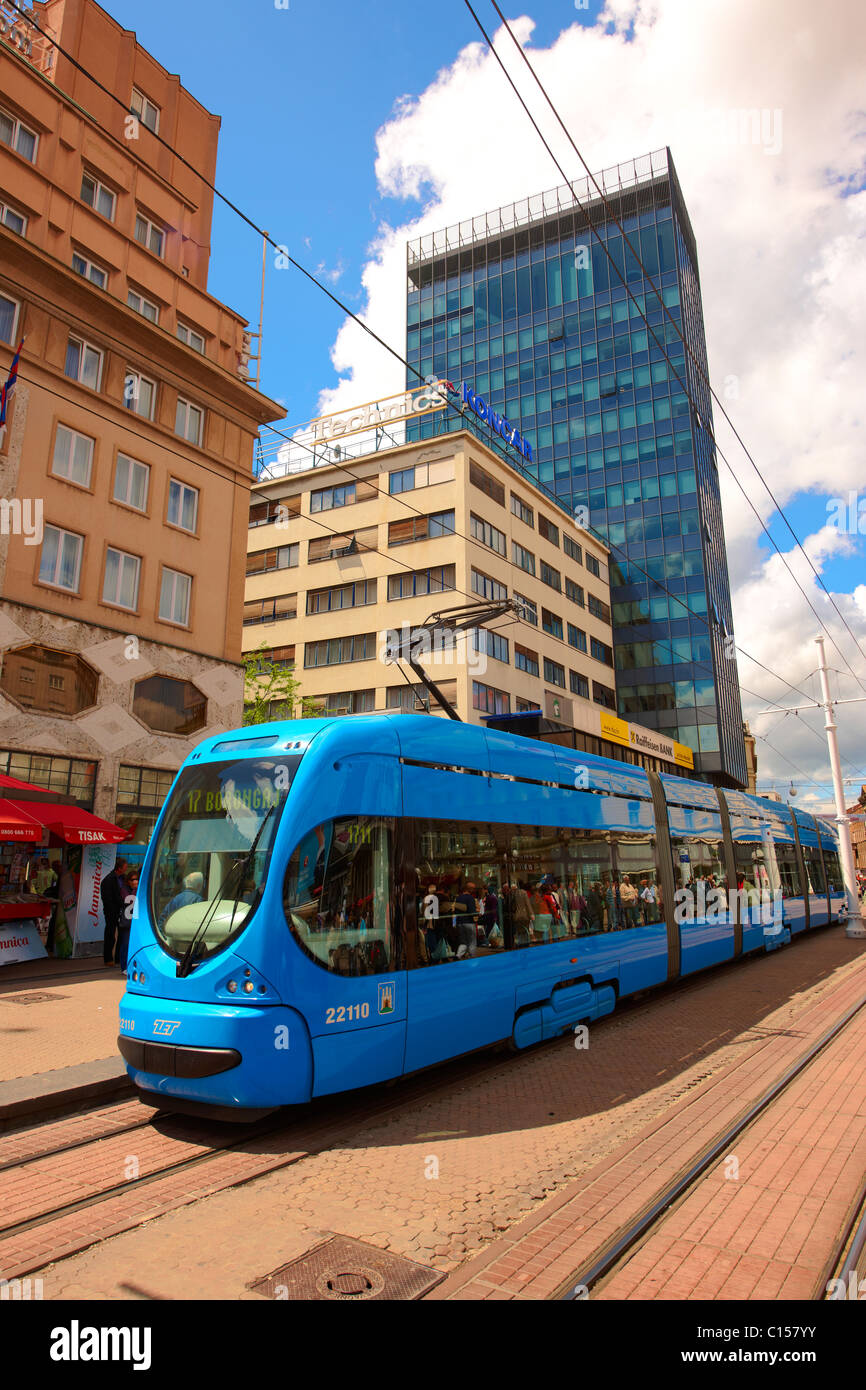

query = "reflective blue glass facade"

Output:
[[405, 150, 746, 787]]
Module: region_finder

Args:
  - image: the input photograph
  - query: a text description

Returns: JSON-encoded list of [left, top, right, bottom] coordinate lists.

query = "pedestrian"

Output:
[[453, 879, 478, 958], [118, 868, 138, 971], [101, 857, 128, 965], [620, 874, 639, 927]]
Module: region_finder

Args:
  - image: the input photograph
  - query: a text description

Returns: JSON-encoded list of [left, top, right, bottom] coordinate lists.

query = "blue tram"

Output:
[[117, 715, 846, 1118]]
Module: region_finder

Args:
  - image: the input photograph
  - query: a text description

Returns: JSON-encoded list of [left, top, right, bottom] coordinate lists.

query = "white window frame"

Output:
[[72, 251, 108, 290], [0, 106, 38, 163], [159, 566, 191, 626], [39, 525, 83, 593], [64, 337, 103, 391], [103, 547, 141, 611], [134, 212, 165, 258], [130, 88, 160, 134], [127, 288, 160, 324], [166, 478, 199, 533], [113, 453, 150, 512], [123, 368, 156, 420], [0, 292, 20, 346], [80, 171, 116, 221], [175, 398, 203, 447], [0, 201, 27, 236], [52, 425, 94, 489], [176, 322, 205, 354]]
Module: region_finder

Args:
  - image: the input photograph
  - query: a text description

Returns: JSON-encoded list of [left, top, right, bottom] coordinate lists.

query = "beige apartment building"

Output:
[[0, 0, 282, 844], [244, 423, 695, 776]]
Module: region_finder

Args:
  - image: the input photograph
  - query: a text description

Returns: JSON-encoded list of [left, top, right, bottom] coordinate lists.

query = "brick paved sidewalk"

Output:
[[0, 963, 125, 1082]]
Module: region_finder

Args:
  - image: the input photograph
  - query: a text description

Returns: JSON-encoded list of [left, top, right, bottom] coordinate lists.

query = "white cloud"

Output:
[[318, 0, 866, 803]]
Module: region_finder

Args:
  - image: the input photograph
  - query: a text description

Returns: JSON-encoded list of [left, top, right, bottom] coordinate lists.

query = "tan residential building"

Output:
[[244, 424, 695, 776], [0, 0, 282, 844]]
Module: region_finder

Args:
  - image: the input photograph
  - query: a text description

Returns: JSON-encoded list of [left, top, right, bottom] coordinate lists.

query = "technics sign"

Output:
[[307, 381, 450, 443]]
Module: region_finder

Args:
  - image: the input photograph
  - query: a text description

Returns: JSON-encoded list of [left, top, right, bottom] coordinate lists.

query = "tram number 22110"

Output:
[[325, 1003, 371, 1024]]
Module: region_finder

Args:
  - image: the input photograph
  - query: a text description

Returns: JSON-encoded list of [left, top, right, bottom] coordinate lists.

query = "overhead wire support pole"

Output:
[[815, 635, 866, 937]]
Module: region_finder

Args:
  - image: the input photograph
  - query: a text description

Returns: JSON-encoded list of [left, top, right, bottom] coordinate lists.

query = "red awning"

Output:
[[0, 772, 54, 796], [1, 799, 128, 845], [0, 804, 43, 841]]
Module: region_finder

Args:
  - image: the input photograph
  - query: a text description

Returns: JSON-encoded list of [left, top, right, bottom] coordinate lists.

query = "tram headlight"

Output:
[[226, 979, 238, 993], [139, 973, 146, 985], [242, 980, 255, 994]]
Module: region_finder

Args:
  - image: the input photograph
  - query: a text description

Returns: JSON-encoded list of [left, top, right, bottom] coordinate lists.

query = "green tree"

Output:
[[242, 644, 319, 725]]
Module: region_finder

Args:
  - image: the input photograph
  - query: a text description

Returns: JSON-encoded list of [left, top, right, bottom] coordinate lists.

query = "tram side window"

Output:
[[283, 817, 397, 975], [613, 833, 664, 927], [774, 842, 802, 899], [732, 841, 772, 895], [509, 825, 614, 944], [803, 846, 827, 896], [823, 849, 843, 893], [414, 821, 503, 964]]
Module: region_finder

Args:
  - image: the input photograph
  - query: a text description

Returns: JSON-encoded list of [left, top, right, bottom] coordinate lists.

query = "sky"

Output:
[[97, 0, 866, 812]]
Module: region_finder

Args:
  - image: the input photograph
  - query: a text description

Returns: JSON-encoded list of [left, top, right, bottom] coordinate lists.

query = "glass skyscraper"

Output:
[[405, 148, 746, 787]]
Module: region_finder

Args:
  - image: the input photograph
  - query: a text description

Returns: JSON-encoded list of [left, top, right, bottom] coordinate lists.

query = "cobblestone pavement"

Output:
[[0, 971, 125, 1081], [24, 929, 865, 1300]]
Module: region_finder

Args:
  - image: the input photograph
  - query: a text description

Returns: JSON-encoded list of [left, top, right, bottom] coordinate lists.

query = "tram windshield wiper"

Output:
[[175, 804, 275, 978]]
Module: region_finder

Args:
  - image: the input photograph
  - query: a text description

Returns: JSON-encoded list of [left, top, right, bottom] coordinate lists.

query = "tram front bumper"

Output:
[[118, 991, 313, 1110]]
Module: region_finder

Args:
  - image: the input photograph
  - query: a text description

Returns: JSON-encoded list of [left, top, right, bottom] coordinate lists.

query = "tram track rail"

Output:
[[555, 990, 866, 1301]]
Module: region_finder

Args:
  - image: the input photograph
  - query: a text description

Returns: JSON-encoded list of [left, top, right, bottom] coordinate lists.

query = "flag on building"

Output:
[[0, 338, 24, 428]]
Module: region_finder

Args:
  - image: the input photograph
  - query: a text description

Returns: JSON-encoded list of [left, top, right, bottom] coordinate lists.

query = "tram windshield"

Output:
[[149, 755, 299, 960]]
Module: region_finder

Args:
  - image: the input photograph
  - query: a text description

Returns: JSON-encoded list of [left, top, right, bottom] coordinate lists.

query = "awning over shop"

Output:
[[0, 804, 43, 841], [1, 800, 128, 845], [0, 772, 57, 796]]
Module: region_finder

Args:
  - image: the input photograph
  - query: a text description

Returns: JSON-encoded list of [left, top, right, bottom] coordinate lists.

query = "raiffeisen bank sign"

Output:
[[457, 382, 533, 463]]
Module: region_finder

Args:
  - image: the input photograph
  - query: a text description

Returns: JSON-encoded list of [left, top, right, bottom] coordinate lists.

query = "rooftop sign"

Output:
[[308, 381, 449, 443]]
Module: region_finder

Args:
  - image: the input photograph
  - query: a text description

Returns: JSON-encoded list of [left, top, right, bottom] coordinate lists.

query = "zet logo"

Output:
[[377, 982, 395, 1015], [152, 1019, 180, 1037]]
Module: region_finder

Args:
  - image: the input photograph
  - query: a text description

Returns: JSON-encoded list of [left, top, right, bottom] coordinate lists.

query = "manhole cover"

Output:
[[249, 1235, 444, 1301], [0, 991, 67, 1005]]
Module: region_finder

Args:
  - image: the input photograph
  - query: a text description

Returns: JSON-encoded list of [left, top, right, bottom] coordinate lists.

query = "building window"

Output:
[[133, 675, 206, 735], [127, 288, 159, 323], [309, 527, 377, 561], [177, 322, 205, 353], [134, 211, 165, 257], [472, 680, 510, 716], [591, 636, 614, 666], [564, 535, 583, 565], [470, 513, 506, 556], [158, 567, 191, 625], [515, 643, 539, 677], [245, 544, 299, 576], [511, 494, 534, 526], [388, 458, 455, 493], [388, 510, 454, 546], [114, 764, 176, 844], [0, 107, 38, 162], [593, 681, 617, 710], [39, 526, 83, 592], [469, 459, 505, 506], [0, 202, 26, 236], [309, 690, 375, 716], [586, 553, 601, 578], [0, 647, 98, 716], [103, 547, 141, 610], [249, 496, 300, 528], [246, 646, 296, 672], [124, 369, 156, 419], [511, 541, 536, 576], [0, 749, 96, 808], [570, 670, 590, 699], [175, 398, 204, 446], [515, 593, 537, 626], [167, 478, 199, 533], [72, 251, 109, 288], [311, 483, 355, 512], [0, 293, 18, 345], [543, 658, 566, 688], [64, 337, 102, 390], [113, 454, 150, 512], [540, 561, 561, 592], [387, 566, 454, 600], [472, 628, 509, 663], [471, 568, 507, 602], [80, 172, 115, 220], [242, 595, 297, 625], [538, 515, 560, 547], [308, 579, 377, 613], [304, 633, 375, 667], [588, 594, 611, 624], [52, 425, 94, 488], [566, 578, 585, 607], [130, 88, 160, 133], [516, 696, 540, 712], [542, 608, 563, 640], [568, 623, 587, 652]]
